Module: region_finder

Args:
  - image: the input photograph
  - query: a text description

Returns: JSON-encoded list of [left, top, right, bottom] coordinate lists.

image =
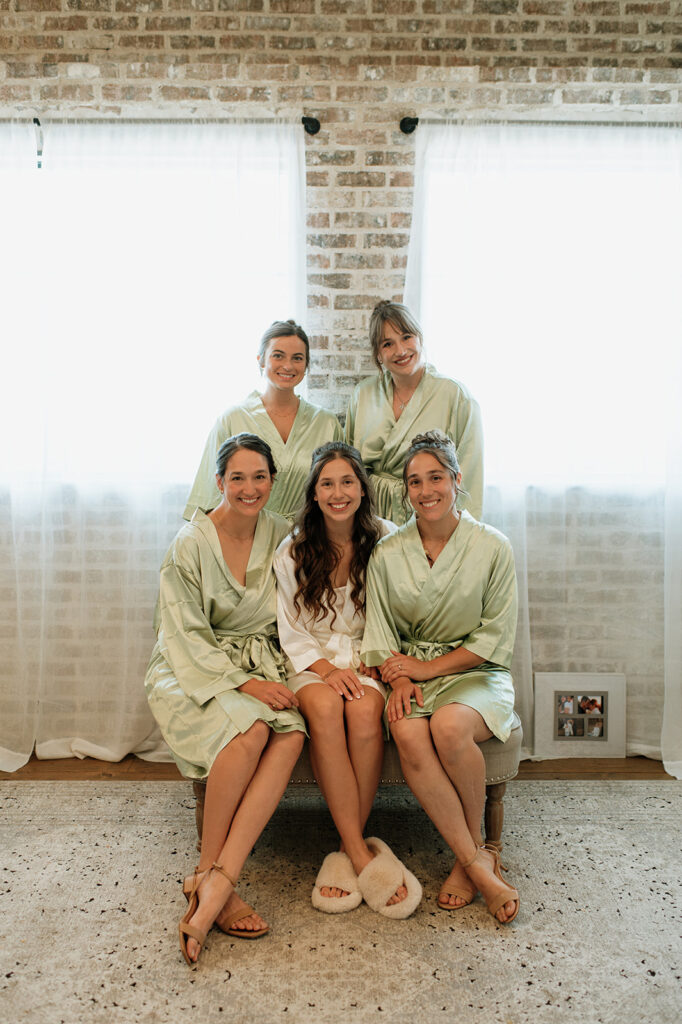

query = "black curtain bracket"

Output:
[[302, 116, 321, 136], [400, 117, 419, 135]]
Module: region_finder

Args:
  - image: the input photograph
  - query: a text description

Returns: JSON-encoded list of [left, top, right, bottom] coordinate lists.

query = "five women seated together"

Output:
[[144, 303, 519, 969]]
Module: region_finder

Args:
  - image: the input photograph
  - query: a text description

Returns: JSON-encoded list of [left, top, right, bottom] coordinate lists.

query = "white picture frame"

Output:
[[534, 673, 626, 758]]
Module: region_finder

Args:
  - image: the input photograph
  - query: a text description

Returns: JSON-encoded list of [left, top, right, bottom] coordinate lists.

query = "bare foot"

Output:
[[319, 885, 350, 899], [184, 869, 234, 962], [464, 847, 519, 923], [216, 890, 268, 934], [438, 859, 477, 909]]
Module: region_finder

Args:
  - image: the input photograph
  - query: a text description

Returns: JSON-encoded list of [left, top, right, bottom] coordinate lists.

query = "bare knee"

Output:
[[344, 695, 383, 743], [390, 719, 429, 769], [241, 719, 270, 757], [300, 689, 344, 735], [276, 728, 305, 757], [430, 712, 477, 760]]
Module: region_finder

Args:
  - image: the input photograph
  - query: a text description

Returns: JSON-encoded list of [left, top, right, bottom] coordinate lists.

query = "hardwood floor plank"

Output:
[[0, 753, 673, 782]]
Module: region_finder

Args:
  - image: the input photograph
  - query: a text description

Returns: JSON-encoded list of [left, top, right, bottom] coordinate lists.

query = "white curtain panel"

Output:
[[0, 121, 305, 771], [405, 122, 682, 773]]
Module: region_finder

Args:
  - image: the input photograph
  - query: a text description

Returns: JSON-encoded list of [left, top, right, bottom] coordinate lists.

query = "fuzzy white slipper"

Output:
[[311, 851, 362, 914], [357, 837, 422, 919]]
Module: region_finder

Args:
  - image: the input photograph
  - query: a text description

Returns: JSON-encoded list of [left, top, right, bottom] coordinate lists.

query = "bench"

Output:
[[192, 712, 523, 852]]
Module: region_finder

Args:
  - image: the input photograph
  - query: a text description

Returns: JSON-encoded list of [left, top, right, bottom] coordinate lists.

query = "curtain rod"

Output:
[[400, 116, 682, 133], [0, 116, 321, 133]]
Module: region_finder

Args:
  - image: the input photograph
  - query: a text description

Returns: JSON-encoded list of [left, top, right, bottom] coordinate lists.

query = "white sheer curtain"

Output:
[[0, 121, 305, 771], [405, 122, 682, 773]]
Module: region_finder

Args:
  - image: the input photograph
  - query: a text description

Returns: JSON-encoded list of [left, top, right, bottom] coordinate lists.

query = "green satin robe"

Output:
[[361, 512, 516, 741], [145, 509, 305, 779], [344, 366, 483, 524], [184, 391, 342, 522]]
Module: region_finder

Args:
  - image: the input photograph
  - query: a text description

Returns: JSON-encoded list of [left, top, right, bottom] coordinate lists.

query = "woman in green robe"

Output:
[[344, 300, 483, 524], [145, 433, 305, 966], [185, 319, 342, 522], [361, 431, 520, 925]]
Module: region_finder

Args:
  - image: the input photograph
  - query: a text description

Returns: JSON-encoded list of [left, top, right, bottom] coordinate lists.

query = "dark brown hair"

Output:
[[216, 432, 277, 481], [290, 442, 381, 625], [402, 430, 467, 509]]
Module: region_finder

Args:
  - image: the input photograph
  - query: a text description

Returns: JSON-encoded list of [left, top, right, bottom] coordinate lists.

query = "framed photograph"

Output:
[[534, 673, 626, 758]]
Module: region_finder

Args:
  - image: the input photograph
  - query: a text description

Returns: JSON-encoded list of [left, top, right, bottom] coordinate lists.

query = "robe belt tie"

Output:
[[214, 631, 288, 683], [401, 638, 455, 661]]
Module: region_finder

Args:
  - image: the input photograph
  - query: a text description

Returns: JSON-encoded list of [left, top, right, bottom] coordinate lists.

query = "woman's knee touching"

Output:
[[344, 692, 384, 739]]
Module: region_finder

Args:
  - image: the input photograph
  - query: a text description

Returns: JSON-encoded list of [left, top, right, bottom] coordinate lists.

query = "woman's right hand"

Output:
[[238, 678, 299, 711], [323, 666, 365, 701], [386, 679, 424, 723]]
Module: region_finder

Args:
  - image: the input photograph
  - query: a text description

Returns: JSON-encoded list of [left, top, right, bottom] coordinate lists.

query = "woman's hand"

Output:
[[386, 679, 425, 723], [381, 651, 433, 684], [323, 666, 365, 700], [358, 659, 380, 681], [238, 678, 299, 711]]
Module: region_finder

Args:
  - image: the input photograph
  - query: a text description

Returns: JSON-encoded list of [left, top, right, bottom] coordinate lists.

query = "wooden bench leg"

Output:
[[484, 781, 506, 852], [192, 780, 205, 852]]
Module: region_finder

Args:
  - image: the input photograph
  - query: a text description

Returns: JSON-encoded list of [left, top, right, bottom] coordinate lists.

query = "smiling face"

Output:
[[405, 451, 461, 522], [259, 335, 308, 392], [378, 320, 424, 382], [313, 456, 364, 527], [217, 448, 273, 517]]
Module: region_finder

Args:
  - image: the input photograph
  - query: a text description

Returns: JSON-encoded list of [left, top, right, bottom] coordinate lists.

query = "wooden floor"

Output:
[[0, 753, 674, 782]]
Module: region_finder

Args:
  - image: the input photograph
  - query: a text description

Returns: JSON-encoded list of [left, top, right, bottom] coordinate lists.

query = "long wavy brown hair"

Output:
[[290, 442, 382, 626]]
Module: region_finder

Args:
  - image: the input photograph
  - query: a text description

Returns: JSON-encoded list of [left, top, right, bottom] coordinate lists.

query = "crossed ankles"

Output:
[[460, 844, 520, 925], [179, 862, 239, 967], [183, 867, 269, 938]]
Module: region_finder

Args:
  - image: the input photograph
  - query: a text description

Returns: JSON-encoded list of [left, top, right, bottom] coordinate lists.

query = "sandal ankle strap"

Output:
[[460, 845, 484, 870], [212, 862, 237, 887]]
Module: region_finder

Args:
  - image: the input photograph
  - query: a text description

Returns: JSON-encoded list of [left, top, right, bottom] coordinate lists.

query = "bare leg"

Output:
[[185, 729, 304, 961], [198, 721, 270, 870], [429, 704, 492, 908], [391, 715, 517, 922], [297, 684, 371, 872], [345, 688, 385, 829], [299, 684, 406, 906]]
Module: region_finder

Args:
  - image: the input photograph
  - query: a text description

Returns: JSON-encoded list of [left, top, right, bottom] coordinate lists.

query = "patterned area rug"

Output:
[[0, 781, 680, 1024]]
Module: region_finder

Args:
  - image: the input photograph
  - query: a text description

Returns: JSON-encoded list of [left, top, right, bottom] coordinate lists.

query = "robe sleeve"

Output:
[[459, 537, 517, 668], [183, 415, 227, 521], [360, 549, 402, 667], [157, 554, 252, 705], [331, 415, 344, 443], [343, 388, 357, 447], [453, 391, 484, 522]]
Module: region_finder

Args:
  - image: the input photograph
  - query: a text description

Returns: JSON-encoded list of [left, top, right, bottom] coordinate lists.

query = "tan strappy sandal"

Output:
[[178, 862, 237, 967], [182, 866, 269, 939], [462, 845, 520, 925], [437, 867, 477, 910]]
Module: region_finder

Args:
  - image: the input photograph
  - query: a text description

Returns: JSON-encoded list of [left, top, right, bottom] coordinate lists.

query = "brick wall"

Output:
[[2, 2, 678, 755]]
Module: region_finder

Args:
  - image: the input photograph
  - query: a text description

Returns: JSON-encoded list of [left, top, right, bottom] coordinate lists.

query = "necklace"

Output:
[[392, 369, 424, 414]]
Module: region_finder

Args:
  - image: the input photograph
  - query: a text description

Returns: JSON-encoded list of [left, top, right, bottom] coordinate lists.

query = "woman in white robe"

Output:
[[145, 433, 305, 966], [274, 442, 422, 919], [185, 319, 341, 522], [361, 431, 520, 925], [345, 300, 483, 524]]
